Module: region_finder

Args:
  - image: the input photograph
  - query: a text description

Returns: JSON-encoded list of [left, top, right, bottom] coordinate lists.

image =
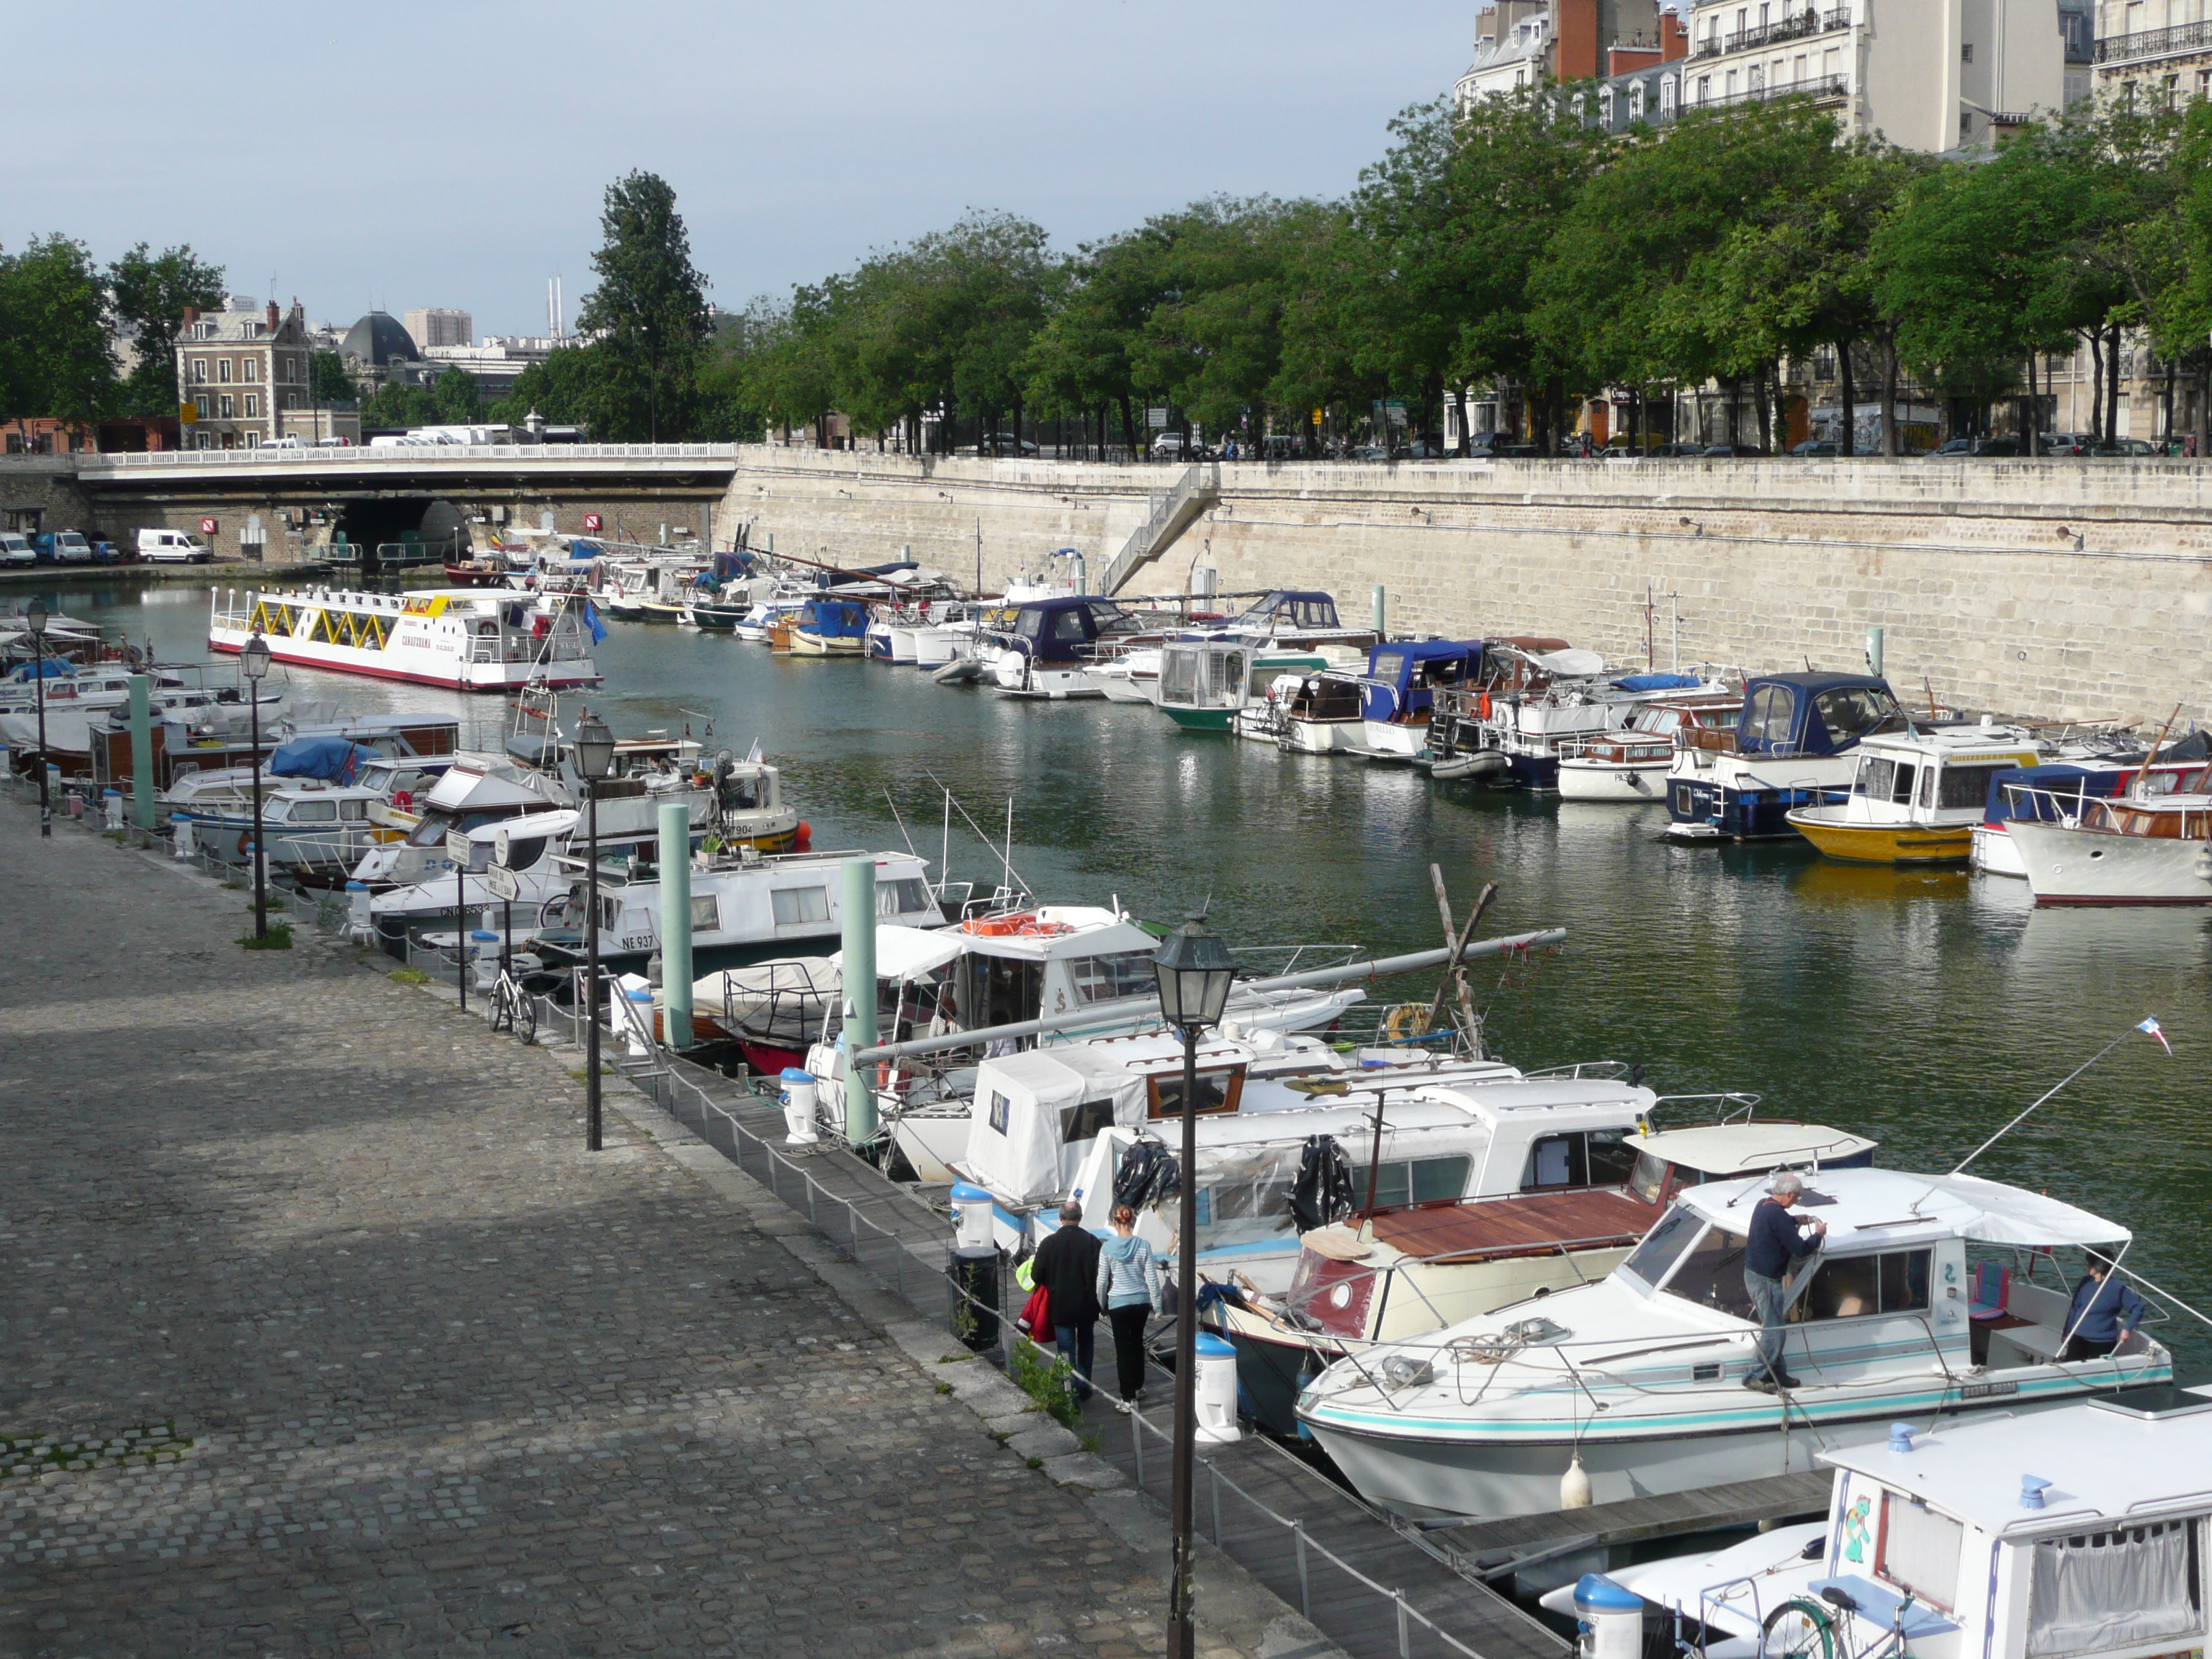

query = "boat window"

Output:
[[1353, 1155, 1475, 1210], [290, 800, 338, 822], [1742, 685, 1795, 745], [1053, 610, 1088, 642], [875, 878, 932, 917], [1016, 611, 1046, 641], [504, 836, 546, 873], [960, 953, 1043, 1031], [2026, 1519, 2200, 1655], [1068, 952, 1158, 1005], [1209, 651, 1245, 701], [1059, 1099, 1118, 1143], [1621, 1206, 1705, 1290], [1295, 599, 1338, 629], [1660, 1223, 1755, 1316], [1372, 649, 1410, 685], [1629, 1151, 1671, 1203], [1939, 763, 2010, 811], [1161, 651, 1200, 706], [1878, 1493, 1964, 1611], [1148, 1067, 1244, 1118], [691, 894, 721, 933], [770, 886, 831, 925], [1521, 1130, 1640, 1191], [1858, 757, 1917, 804], [1814, 686, 1902, 742], [340, 800, 367, 821], [987, 1092, 1010, 1136]]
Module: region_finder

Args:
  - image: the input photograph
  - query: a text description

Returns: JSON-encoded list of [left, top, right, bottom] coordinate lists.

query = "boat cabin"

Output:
[[1723, 672, 1905, 760], [1360, 641, 1484, 732], [985, 598, 1143, 666], [1840, 727, 2041, 827], [1158, 640, 1348, 729], [1226, 590, 1377, 649], [1564, 692, 1741, 766]]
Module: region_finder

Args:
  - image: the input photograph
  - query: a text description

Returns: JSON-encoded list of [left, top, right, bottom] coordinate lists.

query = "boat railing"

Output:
[[1997, 780, 2092, 826], [1520, 1060, 1635, 1082], [1651, 1092, 1766, 1124]]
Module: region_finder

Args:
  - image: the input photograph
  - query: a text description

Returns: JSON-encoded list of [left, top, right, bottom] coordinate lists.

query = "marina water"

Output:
[[60, 577, 2212, 1367]]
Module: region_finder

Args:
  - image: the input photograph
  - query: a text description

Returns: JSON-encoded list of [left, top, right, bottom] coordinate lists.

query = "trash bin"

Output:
[[1194, 1332, 1241, 1444], [948, 1245, 999, 1352], [102, 788, 123, 830], [779, 1069, 820, 1145]]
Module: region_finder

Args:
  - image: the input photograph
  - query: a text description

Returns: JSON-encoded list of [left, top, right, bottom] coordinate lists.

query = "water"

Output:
[[38, 578, 2212, 1364]]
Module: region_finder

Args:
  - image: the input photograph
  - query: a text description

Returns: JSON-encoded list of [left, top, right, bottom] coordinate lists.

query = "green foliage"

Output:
[[0, 234, 118, 439], [1008, 1336, 1083, 1429], [360, 367, 482, 431], [575, 171, 714, 441], [107, 243, 225, 418], [238, 920, 294, 950], [487, 344, 602, 427], [309, 351, 359, 406]]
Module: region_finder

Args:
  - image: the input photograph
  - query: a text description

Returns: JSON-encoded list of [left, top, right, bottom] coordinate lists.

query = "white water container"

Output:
[[103, 788, 123, 830], [619, 976, 654, 1056], [470, 930, 501, 991], [950, 1181, 997, 1251], [1573, 1575, 1643, 1659], [174, 819, 197, 861], [1193, 1332, 1241, 1444], [780, 1069, 820, 1145]]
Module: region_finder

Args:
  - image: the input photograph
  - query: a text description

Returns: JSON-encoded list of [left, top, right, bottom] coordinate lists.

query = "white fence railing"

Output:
[[74, 443, 739, 472]]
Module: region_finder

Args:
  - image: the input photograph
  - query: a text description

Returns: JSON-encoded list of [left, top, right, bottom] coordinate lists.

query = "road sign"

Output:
[[1146, 408, 1169, 429], [1311, 408, 1323, 426], [446, 830, 472, 863], [200, 516, 218, 535], [482, 863, 521, 903], [180, 402, 199, 426], [583, 513, 603, 532]]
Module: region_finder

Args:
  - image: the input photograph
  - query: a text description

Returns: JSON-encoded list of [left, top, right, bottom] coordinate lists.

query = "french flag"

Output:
[[2139, 1017, 2174, 1056]]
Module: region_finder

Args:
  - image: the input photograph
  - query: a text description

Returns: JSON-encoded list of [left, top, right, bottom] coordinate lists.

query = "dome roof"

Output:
[[341, 312, 419, 364]]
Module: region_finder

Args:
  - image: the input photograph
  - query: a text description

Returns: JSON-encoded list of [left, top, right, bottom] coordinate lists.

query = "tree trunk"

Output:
[[2162, 353, 2175, 445], [2106, 320, 2123, 443], [1881, 333, 1899, 457], [2087, 331, 2104, 443], [2023, 351, 2036, 458], [1450, 383, 1469, 457], [2197, 354, 2209, 460], [1839, 338, 1856, 457], [1117, 395, 1136, 462]]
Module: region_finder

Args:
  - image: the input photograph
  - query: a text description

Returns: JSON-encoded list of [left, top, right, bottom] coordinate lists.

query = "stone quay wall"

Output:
[[723, 446, 2212, 724]]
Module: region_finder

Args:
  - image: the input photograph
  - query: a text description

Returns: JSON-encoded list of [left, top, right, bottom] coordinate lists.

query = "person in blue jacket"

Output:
[[2063, 1249, 2146, 1361], [1743, 1171, 1826, 1391], [1096, 1205, 1165, 1403]]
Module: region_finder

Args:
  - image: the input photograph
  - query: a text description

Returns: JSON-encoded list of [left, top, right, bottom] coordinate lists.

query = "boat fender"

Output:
[[237, 830, 256, 857], [1560, 1451, 1593, 1509], [793, 822, 811, 851], [1478, 692, 1493, 721]]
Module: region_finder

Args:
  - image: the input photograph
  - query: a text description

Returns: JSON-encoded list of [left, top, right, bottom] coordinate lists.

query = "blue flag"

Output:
[[582, 600, 607, 645]]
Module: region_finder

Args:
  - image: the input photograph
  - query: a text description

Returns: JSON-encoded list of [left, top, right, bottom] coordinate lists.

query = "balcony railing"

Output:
[[1690, 8, 1851, 60], [2095, 18, 2212, 63], [1686, 71, 1850, 111]]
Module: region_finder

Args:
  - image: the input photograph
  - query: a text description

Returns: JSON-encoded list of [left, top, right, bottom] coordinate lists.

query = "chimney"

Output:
[[183, 305, 199, 326], [1661, 10, 1688, 60], [266, 300, 280, 332], [1555, 0, 1600, 84]]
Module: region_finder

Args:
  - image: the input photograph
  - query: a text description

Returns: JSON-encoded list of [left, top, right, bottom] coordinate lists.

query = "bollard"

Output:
[[840, 856, 878, 1146], [1193, 1332, 1240, 1444], [470, 930, 500, 992], [102, 788, 123, 832], [657, 801, 693, 1050], [127, 675, 155, 832], [619, 976, 654, 1057]]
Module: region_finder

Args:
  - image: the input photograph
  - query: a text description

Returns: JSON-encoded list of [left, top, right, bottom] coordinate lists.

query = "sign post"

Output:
[[483, 861, 521, 979], [446, 830, 473, 1012]]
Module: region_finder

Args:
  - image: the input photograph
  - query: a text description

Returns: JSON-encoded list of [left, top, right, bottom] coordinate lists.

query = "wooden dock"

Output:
[[1425, 1471, 1835, 1578]]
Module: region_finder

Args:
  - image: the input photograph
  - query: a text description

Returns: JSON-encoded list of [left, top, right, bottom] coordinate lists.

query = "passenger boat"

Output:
[[1358, 641, 1485, 757], [207, 588, 600, 692], [1298, 1166, 2165, 1519], [1560, 1391, 2212, 1659], [1664, 672, 1905, 840], [2008, 768, 2212, 904], [1786, 723, 2042, 863], [1556, 692, 1743, 802], [790, 597, 871, 655], [1215, 1118, 1876, 1435], [1155, 639, 1357, 733]]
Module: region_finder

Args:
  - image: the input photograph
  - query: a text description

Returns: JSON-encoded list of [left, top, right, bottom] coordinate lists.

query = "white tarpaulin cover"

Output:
[[1684, 1169, 2128, 1249], [1914, 1172, 2131, 1247], [1531, 647, 1607, 679], [2027, 1520, 2199, 1657], [830, 926, 965, 984], [964, 1050, 1148, 1204]]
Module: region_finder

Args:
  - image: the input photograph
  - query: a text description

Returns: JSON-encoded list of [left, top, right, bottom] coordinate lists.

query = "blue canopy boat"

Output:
[[1359, 640, 1485, 757], [976, 596, 1143, 698], [790, 598, 871, 657], [1665, 671, 1905, 840]]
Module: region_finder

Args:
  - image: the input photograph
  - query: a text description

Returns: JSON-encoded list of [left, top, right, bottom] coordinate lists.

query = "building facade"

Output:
[[403, 307, 474, 350], [2092, 0, 2212, 102], [1457, 0, 1671, 102], [174, 301, 315, 449]]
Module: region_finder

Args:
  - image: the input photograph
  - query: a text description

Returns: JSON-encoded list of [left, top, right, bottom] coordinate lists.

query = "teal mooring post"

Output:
[[657, 801, 693, 1051], [127, 675, 154, 832], [840, 856, 878, 1147]]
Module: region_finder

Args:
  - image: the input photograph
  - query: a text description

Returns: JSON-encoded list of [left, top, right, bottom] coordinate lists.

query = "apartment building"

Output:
[[2094, 0, 2212, 103], [1457, 0, 1671, 102], [404, 307, 474, 350], [174, 300, 315, 449]]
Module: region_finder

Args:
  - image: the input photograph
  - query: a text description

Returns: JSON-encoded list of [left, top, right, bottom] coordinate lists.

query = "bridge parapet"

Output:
[[68, 442, 738, 485]]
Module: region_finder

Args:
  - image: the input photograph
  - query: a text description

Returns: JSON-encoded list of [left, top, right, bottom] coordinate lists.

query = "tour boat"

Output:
[[1559, 1391, 2212, 1659], [1215, 1118, 1877, 1436], [1298, 1166, 2164, 1519], [1786, 723, 2043, 864], [208, 588, 599, 692], [2008, 770, 2212, 904], [1359, 640, 1485, 757], [1663, 672, 1906, 840], [1555, 693, 1743, 801]]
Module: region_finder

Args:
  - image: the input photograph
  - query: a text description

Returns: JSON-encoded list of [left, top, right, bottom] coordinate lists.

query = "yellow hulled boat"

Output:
[[1786, 724, 2041, 865]]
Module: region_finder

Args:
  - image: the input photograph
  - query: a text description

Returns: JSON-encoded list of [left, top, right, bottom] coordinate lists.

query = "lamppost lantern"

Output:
[[575, 710, 616, 1154], [25, 598, 51, 837], [1151, 910, 1235, 1031], [1151, 905, 1236, 1659], [240, 631, 271, 683], [24, 597, 47, 639]]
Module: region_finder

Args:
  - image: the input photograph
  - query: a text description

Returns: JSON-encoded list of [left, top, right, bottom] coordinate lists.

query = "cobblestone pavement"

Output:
[[0, 807, 1271, 1658]]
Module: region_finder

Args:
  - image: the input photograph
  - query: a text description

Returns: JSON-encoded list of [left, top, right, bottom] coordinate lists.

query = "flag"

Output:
[[2138, 1016, 2173, 1056], [745, 737, 763, 766], [582, 600, 607, 645]]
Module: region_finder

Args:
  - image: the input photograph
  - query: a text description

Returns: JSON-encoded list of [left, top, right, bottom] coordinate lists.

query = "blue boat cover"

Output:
[[1361, 640, 1483, 722], [991, 597, 1133, 664], [270, 736, 377, 783], [1735, 672, 1899, 757], [6, 658, 73, 681], [1611, 672, 1703, 692], [1981, 763, 2127, 825], [799, 598, 871, 639]]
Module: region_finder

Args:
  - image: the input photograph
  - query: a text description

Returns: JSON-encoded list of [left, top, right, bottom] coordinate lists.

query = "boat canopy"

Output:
[[1622, 1122, 1876, 1177], [831, 926, 968, 983], [1232, 591, 1342, 631], [1676, 1167, 2128, 1248], [270, 736, 377, 783], [1361, 640, 1484, 724], [1735, 672, 1902, 757], [799, 598, 871, 638], [1611, 672, 1704, 693], [5, 658, 74, 681], [1981, 763, 2125, 827], [987, 598, 1138, 664]]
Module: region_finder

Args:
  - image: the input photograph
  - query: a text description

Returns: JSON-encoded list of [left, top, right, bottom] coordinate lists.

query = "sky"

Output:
[[11, 2, 1475, 341]]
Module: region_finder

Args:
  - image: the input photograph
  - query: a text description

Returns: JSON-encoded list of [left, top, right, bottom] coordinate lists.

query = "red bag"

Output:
[[1017, 1285, 1054, 1345]]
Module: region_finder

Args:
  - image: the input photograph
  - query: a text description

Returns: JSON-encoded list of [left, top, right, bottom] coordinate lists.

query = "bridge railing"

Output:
[[80, 443, 739, 469]]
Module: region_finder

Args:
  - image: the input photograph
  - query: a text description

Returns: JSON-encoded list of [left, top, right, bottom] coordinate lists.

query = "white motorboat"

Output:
[[1563, 1390, 2212, 1659], [1974, 753, 2208, 877], [1359, 641, 1485, 758], [1264, 671, 1365, 752], [1082, 644, 1165, 704], [1786, 723, 2044, 864], [2008, 775, 2212, 904], [1556, 694, 1743, 802], [1656, 673, 1906, 838], [0, 662, 187, 717], [1298, 1166, 2167, 1519]]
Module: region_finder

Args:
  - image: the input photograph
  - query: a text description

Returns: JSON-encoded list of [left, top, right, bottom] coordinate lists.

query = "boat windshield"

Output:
[[1620, 1204, 1705, 1290]]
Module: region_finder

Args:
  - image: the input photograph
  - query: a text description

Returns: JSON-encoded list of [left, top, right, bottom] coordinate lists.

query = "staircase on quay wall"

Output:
[[1100, 462, 1220, 595]]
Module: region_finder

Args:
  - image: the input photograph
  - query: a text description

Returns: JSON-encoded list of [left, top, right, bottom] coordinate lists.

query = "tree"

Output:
[[575, 171, 713, 441], [431, 367, 482, 424], [487, 345, 602, 428], [309, 351, 359, 406], [107, 243, 224, 418], [0, 235, 117, 444]]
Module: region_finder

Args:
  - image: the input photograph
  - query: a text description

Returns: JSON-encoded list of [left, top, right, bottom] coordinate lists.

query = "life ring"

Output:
[[391, 789, 413, 811], [1013, 919, 1073, 937], [962, 912, 1033, 937], [1382, 1004, 1429, 1043]]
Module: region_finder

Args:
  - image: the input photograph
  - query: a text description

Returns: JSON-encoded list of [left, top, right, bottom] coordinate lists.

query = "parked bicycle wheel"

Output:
[[1762, 1599, 1838, 1659], [489, 979, 516, 1034], [513, 985, 537, 1045]]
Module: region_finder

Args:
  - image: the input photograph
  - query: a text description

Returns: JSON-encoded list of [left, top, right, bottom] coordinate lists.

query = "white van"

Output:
[[138, 528, 212, 565]]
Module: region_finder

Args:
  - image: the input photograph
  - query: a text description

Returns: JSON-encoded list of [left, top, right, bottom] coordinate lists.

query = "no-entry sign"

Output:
[[582, 513, 602, 532], [200, 517, 218, 535]]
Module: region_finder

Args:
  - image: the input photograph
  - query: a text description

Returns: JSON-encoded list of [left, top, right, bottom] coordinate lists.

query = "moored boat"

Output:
[[208, 587, 599, 692], [1663, 672, 1905, 840], [1786, 722, 2042, 864], [2009, 771, 2212, 904]]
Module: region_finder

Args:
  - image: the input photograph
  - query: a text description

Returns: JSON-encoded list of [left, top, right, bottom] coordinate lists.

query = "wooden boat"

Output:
[[2010, 773, 2212, 904], [1787, 724, 2041, 864], [442, 560, 509, 588]]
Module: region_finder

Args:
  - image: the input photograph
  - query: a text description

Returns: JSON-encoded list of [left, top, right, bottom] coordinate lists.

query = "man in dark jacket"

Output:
[[1030, 1201, 1101, 1398], [1743, 1172, 1825, 1391]]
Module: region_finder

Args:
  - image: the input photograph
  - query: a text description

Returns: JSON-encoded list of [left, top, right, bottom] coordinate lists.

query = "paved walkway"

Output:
[[0, 804, 1331, 1659]]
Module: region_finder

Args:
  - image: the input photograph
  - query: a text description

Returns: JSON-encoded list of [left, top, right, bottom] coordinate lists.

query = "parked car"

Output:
[[1644, 441, 1710, 458], [1149, 432, 1201, 460], [1348, 444, 1395, 462], [1400, 431, 1454, 459], [2091, 436, 2164, 457], [955, 433, 1040, 457], [0, 533, 35, 567], [1259, 434, 1306, 461], [1701, 443, 1763, 457], [1928, 436, 2021, 458], [138, 528, 213, 565], [1465, 433, 1539, 459], [39, 529, 94, 564], [2037, 432, 2093, 457], [1790, 439, 1840, 457]]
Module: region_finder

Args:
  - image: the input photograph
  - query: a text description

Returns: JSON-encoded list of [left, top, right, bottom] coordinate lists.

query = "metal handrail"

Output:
[[78, 442, 738, 469], [1688, 73, 1848, 110], [2096, 17, 2212, 63]]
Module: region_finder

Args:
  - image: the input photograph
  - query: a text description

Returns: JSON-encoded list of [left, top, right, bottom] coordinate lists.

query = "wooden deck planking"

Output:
[[1431, 1470, 1837, 1563]]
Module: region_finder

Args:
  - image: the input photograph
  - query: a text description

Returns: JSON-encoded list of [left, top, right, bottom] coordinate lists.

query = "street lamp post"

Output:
[[25, 598, 50, 837], [575, 712, 616, 1152], [1151, 912, 1237, 1659], [240, 634, 271, 940]]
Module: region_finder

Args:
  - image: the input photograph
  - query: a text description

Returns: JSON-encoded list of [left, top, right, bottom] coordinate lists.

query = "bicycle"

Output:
[[1759, 1581, 1916, 1659], [489, 965, 539, 1045]]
